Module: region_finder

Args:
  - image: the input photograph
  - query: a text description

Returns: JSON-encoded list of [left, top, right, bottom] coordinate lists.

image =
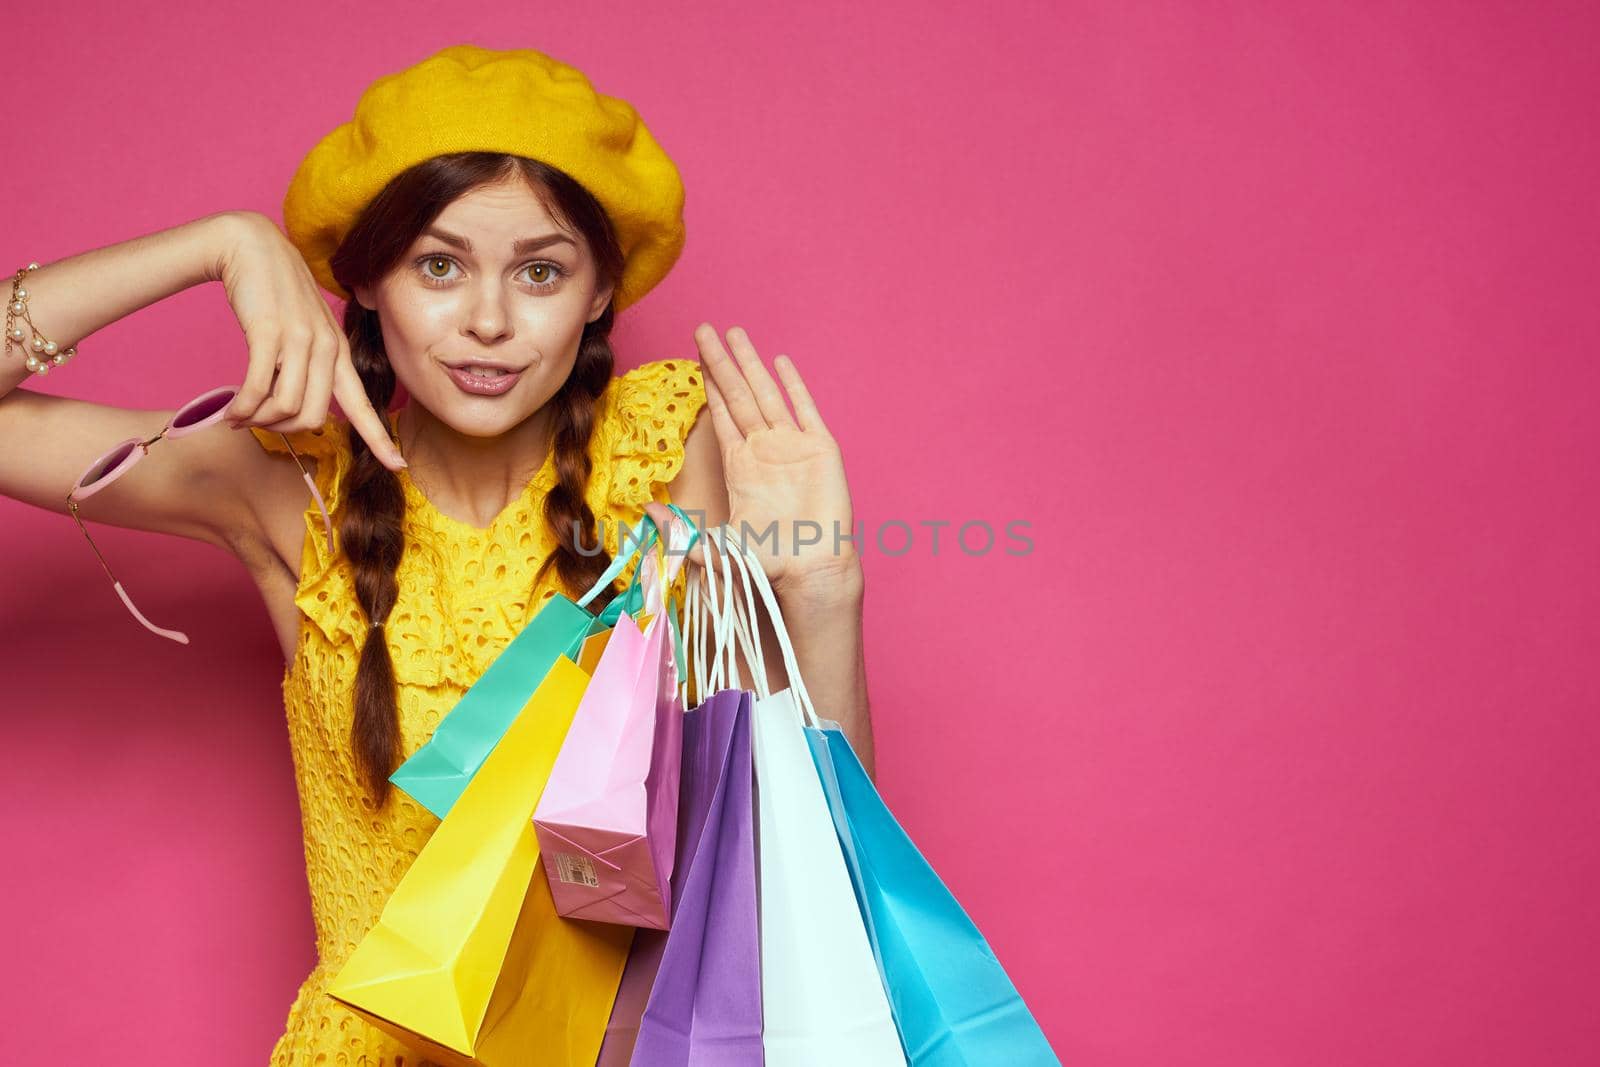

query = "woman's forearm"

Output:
[[776, 563, 875, 779], [1, 210, 245, 400]]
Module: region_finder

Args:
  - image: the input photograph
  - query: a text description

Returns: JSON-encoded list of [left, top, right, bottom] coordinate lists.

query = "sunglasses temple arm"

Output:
[[279, 435, 334, 549], [70, 504, 190, 646], [112, 580, 191, 645], [304, 471, 334, 547]]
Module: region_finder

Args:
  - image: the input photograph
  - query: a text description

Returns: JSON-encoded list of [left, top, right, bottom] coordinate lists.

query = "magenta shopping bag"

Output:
[[533, 520, 690, 929]]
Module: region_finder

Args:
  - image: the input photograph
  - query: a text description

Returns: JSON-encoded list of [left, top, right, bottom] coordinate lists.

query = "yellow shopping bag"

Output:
[[327, 655, 636, 1066]]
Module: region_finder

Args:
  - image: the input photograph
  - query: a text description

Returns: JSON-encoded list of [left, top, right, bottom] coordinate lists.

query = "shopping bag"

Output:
[[806, 727, 1060, 1065], [631, 686, 762, 1064], [713, 530, 906, 1065], [389, 518, 656, 820], [595, 543, 720, 1062], [533, 509, 695, 929], [327, 656, 635, 1066]]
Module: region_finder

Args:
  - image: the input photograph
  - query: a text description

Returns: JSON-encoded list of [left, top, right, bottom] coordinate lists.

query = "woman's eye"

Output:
[[420, 256, 457, 282]]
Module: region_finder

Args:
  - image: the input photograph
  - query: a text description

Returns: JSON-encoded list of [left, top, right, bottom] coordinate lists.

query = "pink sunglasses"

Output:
[[65, 385, 334, 645]]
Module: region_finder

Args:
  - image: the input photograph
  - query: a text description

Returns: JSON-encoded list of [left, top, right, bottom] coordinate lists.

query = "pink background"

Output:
[[4, 2, 1597, 1063]]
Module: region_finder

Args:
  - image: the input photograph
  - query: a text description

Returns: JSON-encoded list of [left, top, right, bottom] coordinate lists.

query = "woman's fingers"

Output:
[[262, 332, 337, 435], [773, 354, 827, 435], [723, 326, 797, 430], [226, 323, 284, 424], [681, 531, 710, 571], [250, 329, 313, 426], [694, 323, 770, 435], [300, 335, 339, 430], [701, 367, 745, 451], [333, 357, 406, 470], [643, 501, 707, 569]]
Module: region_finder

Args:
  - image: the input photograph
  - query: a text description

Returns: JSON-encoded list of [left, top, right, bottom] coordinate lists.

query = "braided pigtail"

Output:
[[339, 302, 407, 808], [533, 322, 619, 612]]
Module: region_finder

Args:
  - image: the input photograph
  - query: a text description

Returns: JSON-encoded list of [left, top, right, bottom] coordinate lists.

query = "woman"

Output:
[[0, 44, 875, 1065]]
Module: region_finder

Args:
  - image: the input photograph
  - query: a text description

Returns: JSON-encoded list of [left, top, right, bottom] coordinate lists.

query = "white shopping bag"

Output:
[[707, 529, 907, 1066]]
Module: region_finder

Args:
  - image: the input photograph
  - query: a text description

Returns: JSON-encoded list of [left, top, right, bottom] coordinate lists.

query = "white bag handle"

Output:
[[686, 527, 726, 701], [687, 525, 772, 698], [715, 528, 768, 699], [709, 528, 735, 692], [699, 527, 725, 694], [717, 529, 820, 729], [710, 525, 763, 693], [691, 523, 737, 695]]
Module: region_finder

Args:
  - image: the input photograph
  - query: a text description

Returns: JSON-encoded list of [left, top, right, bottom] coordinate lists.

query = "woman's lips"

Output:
[[445, 364, 523, 396]]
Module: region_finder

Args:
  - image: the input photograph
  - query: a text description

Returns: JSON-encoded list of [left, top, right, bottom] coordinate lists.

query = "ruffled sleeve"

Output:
[[247, 415, 364, 651], [590, 358, 709, 636], [598, 358, 708, 511]]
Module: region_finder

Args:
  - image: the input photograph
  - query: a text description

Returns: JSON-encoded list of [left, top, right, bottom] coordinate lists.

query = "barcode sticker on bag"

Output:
[[553, 852, 599, 888]]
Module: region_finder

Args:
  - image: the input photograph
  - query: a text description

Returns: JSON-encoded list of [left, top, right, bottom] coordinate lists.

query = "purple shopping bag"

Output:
[[596, 687, 762, 1066]]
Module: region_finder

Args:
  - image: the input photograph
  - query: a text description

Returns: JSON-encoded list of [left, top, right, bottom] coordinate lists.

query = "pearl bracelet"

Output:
[[6, 262, 77, 376]]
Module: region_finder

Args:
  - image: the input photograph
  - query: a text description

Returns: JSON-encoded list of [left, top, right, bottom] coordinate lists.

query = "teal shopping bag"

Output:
[[390, 508, 697, 820], [806, 725, 1060, 1066]]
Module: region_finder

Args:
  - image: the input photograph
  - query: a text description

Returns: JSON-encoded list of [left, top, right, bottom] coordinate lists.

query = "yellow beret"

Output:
[[282, 44, 686, 314]]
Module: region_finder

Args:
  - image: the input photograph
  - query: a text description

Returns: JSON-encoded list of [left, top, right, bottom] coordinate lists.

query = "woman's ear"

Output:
[[352, 283, 375, 311], [588, 280, 616, 323]]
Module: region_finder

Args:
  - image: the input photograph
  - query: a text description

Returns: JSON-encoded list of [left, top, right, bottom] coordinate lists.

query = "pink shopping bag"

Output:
[[533, 515, 691, 929]]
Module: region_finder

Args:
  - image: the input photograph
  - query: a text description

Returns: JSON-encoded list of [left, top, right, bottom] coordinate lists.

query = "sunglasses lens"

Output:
[[79, 441, 138, 488], [173, 391, 235, 429]]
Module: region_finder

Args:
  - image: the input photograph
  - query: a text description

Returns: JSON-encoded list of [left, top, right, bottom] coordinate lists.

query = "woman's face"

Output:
[[352, 175, 614, 439]]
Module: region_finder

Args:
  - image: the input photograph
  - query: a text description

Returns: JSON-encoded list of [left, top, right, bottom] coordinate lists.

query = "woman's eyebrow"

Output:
[[422, 227, 576, 254]]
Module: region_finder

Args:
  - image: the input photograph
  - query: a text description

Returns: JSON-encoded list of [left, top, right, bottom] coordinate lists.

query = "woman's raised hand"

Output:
[[684, 323, 860, 600], [214, 212, 404, 470]]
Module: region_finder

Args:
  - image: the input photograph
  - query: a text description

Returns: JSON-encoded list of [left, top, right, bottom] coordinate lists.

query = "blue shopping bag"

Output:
[[806, 725, 1060, 1066]]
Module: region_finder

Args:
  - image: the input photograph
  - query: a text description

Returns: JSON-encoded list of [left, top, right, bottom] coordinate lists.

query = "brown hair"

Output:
[[328, 152, 626, 808]]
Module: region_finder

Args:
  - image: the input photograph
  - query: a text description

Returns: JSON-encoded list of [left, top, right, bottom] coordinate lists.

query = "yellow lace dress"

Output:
[[247, 358, 706, 1066]]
